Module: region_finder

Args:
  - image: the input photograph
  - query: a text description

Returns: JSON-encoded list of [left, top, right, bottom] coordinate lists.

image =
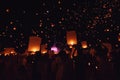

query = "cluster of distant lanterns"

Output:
[[27, 30, 88, 56], [27, 36, 60, 55], [0, 30, 120, 56]]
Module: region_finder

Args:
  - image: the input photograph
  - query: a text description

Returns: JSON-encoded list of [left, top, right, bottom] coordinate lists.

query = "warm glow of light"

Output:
[[106, 29, 110, 32], [3, 48, 16, 56], [13, 27, 16, 30], [66, 31, 77, 45], [41, 44, 47, 54], [42, 51, 47, 54], [32, 48, 39, 52], [118, 38, 120, 41], [6, 8, 10, 13], [4, 54, 8, 56], [28, 36, 41, 52], [81, 41, 88, 48], [82, 45, 88, 48], [70, 41, 74, 45], [73, 49, 78, 57], [31, 52, 36, 55], [10, 51, 14, 54], [118, 35, 120, 41], [10, 21, 13, 24], [69, 45, 73, 48]]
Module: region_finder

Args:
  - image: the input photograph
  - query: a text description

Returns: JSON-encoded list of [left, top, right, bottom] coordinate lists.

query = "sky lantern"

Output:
[[28, 36, 41, 53], [66, 31, 77, 48], [81, 41, 88, 49], [41, 44, 47, 54]]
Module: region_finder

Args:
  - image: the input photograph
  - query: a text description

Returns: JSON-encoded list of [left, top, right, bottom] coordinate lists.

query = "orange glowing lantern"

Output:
[[74, 50, 78, 57], [81, 41, 88, 49], [3, 48, 16, 56], [118, 35, 120, 41], [41, 44, 47, 54], [28, 36, 41, 52], [66, 31, 77, 47]]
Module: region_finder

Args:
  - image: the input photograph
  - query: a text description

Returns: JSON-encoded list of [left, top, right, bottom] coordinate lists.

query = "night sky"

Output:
[[0, 0, 120, 53]]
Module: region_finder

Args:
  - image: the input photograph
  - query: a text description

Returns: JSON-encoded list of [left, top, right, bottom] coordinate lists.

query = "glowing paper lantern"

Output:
[[28, 36, 41, 52], [3, 48, 16, 56], [81, 41, 88, 48], [66, 31, 77, 46], [41, 44, 47, 54]]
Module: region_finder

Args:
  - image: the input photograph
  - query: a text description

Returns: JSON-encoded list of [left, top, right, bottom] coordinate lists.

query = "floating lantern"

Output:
[[66, 31, 77, 47], [41, 44, 47, 54], [81, 41, 88, 48], [28, 36, 41, 53]]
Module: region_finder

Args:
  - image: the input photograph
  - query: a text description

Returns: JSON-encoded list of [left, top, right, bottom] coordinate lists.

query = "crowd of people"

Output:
[[0, 44, 120, 80]]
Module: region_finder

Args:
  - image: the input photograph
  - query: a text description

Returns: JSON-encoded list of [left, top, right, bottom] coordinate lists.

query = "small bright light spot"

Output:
[[88, 62, 91, 66], [51, 46, 59, 54], [6, 8, 10, 13], [95, 66, 98, 69]]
